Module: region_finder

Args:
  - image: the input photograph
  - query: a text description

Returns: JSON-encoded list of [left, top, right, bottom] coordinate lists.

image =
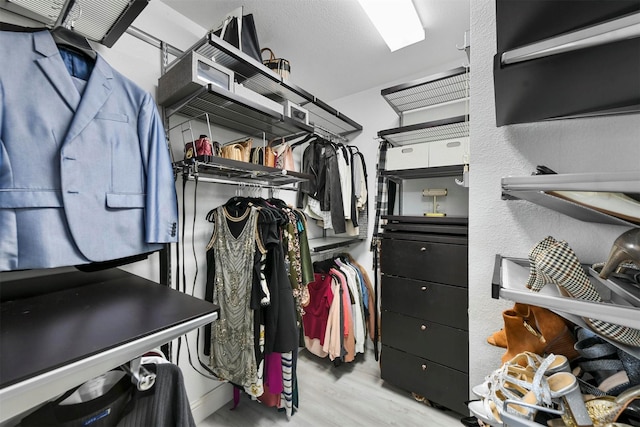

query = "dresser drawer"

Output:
[[380, 345, 469, 415], [381, 311, 468, 372], [381, 238, 467, 286], [381, 275, 468, 330]]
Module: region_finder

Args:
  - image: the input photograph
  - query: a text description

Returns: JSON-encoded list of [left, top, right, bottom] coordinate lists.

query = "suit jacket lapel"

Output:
[[33, 31, 82, 113], [63, 56, 113, 145]]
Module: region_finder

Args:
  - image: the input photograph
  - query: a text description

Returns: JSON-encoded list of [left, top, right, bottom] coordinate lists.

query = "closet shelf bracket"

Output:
[[121, 358, 156, 391]]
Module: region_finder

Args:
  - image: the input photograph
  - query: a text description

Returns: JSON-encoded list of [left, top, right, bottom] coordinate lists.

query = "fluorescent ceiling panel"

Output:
[[357, 0, 425, 52]]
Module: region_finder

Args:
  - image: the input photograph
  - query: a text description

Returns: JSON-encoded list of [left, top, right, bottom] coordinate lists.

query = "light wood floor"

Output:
[[199, 346, 464, 426]]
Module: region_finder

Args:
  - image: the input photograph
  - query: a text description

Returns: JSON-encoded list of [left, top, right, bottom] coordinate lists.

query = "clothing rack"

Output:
[[313, 125, 348, 143], [191, 176, 298, 192]]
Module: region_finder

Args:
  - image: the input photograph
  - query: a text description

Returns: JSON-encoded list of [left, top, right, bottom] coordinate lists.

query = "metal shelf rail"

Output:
[[175, 157, 313, 188], [378, 116, 469, 147], [381, 66, 470, 116], [502, 171, 640, 227], [493, 256, 640, 359], [172, 31, 362, 138], [378, 66, 470, 147]]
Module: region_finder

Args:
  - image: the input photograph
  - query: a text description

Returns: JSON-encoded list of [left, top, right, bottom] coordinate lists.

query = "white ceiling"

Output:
[[160, 0, 470, 102]]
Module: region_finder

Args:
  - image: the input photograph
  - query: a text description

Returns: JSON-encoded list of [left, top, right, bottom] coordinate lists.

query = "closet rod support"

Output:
[[125, 26, 183, 58], [121, 357, 156, 391]]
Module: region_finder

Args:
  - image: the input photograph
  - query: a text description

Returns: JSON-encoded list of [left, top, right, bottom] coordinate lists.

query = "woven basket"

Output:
[[261, 48, 290, 80]]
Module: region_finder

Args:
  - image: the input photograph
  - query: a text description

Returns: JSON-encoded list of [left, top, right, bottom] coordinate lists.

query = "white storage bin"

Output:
[[386, 143, 429, 170], [429, 137, 469, 167]]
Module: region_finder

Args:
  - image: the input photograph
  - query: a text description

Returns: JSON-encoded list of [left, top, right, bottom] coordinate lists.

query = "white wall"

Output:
[[330, 58, 468, 273], [331, 0, 640, 406], [468, 0, 640, 391]]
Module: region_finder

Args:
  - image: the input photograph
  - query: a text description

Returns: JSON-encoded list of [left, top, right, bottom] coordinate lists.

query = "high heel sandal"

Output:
[[585, 385, 640, 427], [472, 353, 570, 399], [530, 240, 640, 347], [560, 385, 640, 427], [600, 229, 640, 280], [474, 370, 591, 427], [526, 236, 558, 290]]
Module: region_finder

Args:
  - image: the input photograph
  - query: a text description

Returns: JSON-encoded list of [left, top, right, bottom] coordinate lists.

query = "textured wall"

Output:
[[468, 0, 640, 391]]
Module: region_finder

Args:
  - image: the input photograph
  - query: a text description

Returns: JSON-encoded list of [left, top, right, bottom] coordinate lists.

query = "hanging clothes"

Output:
[[302, 253, 376, 364], [297, 138, 347, 234], [207, 206, 265, 394], [21, 363, 195, 427], [204, 196, 307, 417], [0, 30, 178, 272], [302, 272, 333, 357]]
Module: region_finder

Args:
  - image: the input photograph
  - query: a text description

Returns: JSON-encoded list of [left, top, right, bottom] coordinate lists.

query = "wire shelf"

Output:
[[378, 116, 469, 146], [381, 67, 470, 115]]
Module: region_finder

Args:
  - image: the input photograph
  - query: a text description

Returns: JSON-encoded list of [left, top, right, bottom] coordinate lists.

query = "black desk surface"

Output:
[[0, 268, 218, 388]]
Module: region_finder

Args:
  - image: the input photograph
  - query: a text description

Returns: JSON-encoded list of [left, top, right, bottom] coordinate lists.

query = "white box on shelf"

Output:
[[158, 51, 234, 107], [234, 83, 284, 115], [429, 136, 469, 167], [283, 100, 309, 125], [386, 143, 430, 170]]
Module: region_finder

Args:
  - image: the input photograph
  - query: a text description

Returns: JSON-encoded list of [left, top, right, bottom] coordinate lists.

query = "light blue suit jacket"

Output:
[[0, 30, 178, 271]]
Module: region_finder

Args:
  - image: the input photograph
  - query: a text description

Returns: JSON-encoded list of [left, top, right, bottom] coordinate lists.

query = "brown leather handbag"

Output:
[[221, 138, 253, 162], [221, 144, 244, 161]]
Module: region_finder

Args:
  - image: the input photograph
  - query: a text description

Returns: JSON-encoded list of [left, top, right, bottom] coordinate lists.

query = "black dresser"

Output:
[[379, 215, 469, 415]]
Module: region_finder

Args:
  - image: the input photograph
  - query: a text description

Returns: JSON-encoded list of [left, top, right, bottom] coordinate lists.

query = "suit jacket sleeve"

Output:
[[138, 93, 178, 243]]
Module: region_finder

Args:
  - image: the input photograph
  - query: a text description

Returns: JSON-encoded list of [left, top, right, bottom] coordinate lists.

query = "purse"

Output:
[[221, 144, 244, 161], [238, 138, 252, 162], [184, 135, 219, 160], [221, 138, 253, 162], [261, 48, 290, 80], [250, 147, 264, 165], [250, 141, 276, 167], [272, 139, 295, 171], [214, 14, 262, 63]]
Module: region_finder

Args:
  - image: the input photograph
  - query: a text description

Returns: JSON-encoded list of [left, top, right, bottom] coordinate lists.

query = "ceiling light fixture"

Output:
[[357, 0, 425, 52]]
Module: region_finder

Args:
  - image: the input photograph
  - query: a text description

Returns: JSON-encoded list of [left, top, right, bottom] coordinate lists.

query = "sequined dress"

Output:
[[208, 206, 265, 389]]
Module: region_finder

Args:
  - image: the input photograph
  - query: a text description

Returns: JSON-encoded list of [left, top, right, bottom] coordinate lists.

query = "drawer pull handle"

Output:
[[420, 324, 427, 331], [421, 286, 427, 291], [421, 364, 427, 371], [420, 247, 427, 252]]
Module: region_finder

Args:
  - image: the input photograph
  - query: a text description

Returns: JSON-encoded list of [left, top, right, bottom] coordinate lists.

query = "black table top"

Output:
[[0, 268, 218, 388]]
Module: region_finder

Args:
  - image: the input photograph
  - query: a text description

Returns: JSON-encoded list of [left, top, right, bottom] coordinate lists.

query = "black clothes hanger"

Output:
[[313, 259, 336, 274], [50, 26, 96, 61], [289, 133, 317, 149]]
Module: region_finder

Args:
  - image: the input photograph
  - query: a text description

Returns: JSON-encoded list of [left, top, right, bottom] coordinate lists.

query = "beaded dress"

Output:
[[208, 206, 265, 391]]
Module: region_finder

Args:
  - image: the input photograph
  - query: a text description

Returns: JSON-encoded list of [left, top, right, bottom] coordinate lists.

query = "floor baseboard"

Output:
[[190, 382, 232, 424]]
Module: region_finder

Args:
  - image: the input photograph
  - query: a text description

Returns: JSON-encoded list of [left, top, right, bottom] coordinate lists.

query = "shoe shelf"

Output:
[[174, 156, 313, 188], [493, 256, 640, 358], [0, 268, 220, 423], [175, 31, 362, 138], [501, 171, 640, 227]]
